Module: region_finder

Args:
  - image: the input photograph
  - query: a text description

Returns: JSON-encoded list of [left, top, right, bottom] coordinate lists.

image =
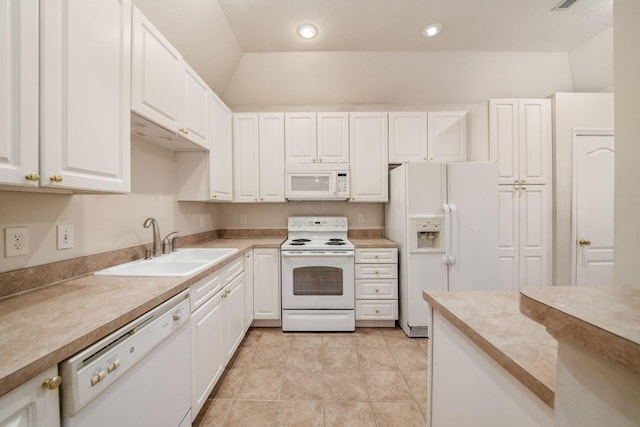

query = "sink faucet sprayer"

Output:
[[163, 231, 179, 254], [143, 217, 162, 257]]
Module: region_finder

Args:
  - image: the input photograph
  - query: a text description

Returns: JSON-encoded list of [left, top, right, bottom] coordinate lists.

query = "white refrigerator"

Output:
[[385, 161, 499, 337]]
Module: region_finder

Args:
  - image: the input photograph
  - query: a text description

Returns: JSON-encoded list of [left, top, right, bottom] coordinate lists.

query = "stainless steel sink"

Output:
[[94, 248, 238, 277]]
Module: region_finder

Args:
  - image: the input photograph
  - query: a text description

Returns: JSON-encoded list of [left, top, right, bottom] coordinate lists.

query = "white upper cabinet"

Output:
[[349, 112, 389, 202], [40, 0, 131, 192], [131, 7, 208, 150], [176, 91, 233, 202], [131, 7, 182, 135], [388, 112, 428, 163], [180, 64, 210, 147], [233, 113, 260, 202], [233, 113, 284, 203], [259, 113, 285, 202], [0, 0, 39, 188], [317, 113, 349, 163], [427, 111, 468, 162], [285, 113, 349, 164], [489, 99, 551, 185], [209, 93, 233, 200], [285, 113, 317, 163]]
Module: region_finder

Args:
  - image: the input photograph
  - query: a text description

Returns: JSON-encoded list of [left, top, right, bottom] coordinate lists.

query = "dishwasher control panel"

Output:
[[59, 290, 190, 416]]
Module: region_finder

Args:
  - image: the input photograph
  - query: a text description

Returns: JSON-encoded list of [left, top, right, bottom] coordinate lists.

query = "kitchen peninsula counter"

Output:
[[0, 238, 283, 398], [423, 291, 557, 406]]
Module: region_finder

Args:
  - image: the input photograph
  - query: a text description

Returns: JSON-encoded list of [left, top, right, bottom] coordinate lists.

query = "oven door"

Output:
[[281, 251, 354, 309]]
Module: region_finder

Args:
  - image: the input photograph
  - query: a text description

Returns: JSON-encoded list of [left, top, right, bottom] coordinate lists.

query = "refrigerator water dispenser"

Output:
[[409, 216, 445, 253]]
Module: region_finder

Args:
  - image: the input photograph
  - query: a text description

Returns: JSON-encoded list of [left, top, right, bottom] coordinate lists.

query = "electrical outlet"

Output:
[[358, 214, 365, 224], [57, 225, 74, 249], [240, 215, 247, 225], [5, 227, 29, 257]]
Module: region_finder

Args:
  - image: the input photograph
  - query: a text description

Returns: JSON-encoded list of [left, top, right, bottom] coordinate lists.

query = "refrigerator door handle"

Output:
[[449, 204, 457, 265], [442, 204, 452, 265]]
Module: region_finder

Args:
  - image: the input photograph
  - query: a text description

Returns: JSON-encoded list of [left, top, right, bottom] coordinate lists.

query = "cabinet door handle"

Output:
[[579, 239, 592, 246], [50, 175, 63, 183], [375, 309, 380, 314], [374, 288, 379, 293], [25, 173, 40, 181], [42, 376, 62, 390]]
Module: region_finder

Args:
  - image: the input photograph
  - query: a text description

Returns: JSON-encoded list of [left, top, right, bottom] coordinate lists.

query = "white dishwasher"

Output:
[[60, 290, 191, 427]]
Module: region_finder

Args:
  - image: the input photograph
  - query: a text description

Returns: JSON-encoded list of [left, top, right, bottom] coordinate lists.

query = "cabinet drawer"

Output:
[[355, 263, 397, 279], [190, 270, 224, 311], [224, 257, 244, 282], [356, 300, 398, 320], [356, 279, 398, 299], [355, 248, 398, 264]]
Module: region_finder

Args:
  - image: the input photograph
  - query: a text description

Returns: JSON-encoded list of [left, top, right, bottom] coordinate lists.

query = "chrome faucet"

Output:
[[162, 231, 179, 254], [143, 218, 162, 257]]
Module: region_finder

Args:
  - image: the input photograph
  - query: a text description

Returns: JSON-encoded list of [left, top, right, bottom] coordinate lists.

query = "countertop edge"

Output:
[[423, 291, 555, 408], [519, 290, 640, 376]]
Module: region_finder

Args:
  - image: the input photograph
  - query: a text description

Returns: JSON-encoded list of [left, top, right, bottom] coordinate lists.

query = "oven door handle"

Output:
[[281, 251, 354, 257]]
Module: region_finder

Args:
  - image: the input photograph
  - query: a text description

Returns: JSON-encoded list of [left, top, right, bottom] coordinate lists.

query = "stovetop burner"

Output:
[[289, 242, 306, 246], [292, 238, 311, 243], [328, 238, 344, 242], [326, 241, 346, 246]]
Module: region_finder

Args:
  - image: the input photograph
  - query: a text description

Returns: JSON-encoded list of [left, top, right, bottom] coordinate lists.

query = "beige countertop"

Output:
[[520, 286, 640, 376], [0, 238, 283, 398], [351, 238, 398, 248], [423, 290, 557, 408]]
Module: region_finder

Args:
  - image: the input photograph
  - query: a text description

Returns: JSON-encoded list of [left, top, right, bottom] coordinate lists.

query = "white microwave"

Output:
[[285, 164, 350, 201]]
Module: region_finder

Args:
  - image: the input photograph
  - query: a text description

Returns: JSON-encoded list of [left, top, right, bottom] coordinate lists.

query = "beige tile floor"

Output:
[[194, 327, 429, 427]]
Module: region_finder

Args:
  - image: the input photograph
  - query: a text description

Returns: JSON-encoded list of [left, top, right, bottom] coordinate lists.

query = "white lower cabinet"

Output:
[[498, 184, 551, 290], [243, 250, 255, 332], [253, 248, 281, 320], [355, 248, 398, 324], [0, 366, 60, 427], [190, 257, 245, 420]]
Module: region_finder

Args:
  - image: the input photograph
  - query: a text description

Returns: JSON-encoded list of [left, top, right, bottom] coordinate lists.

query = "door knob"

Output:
[[578, 239, 592, 246]]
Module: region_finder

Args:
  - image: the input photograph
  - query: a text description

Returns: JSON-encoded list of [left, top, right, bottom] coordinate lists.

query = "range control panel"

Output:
[[287, 216, 348, 232]]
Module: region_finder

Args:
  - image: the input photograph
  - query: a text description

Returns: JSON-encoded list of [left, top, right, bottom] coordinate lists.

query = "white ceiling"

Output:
[[218, 0, 613, 53]]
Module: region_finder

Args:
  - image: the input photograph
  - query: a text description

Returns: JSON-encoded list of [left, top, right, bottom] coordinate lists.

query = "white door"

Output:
[[317, 113, 349, 163], [253, 248, 280, 320], [349, 112, 389, 202], [180, 63, 209, 147], [233, 113, 260, 202], [224, 275, 245, 363], [446, 162, 499, 291], [40, 0, 131, 192], [427, 112, 467, 162], [518, 100, 551, 185], [190, 291, 224, 419], [131, 7, 182, 132], [388, 112, 427, 163], [259, 113, 285, 202], [519, 185, 550, 287], [210, 93, 233, 200], [574, 132, 614, 286], [0, 0, 39, 187], [498, 186, 519, 291], [285, 113, 316, 163]]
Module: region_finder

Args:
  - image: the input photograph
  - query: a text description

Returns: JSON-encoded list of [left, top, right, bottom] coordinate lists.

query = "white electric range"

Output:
[[281, 216, 355, 331]]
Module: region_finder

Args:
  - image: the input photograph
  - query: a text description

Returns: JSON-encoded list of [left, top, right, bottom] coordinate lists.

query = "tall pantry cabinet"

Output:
[[490, 99, 552, 290]]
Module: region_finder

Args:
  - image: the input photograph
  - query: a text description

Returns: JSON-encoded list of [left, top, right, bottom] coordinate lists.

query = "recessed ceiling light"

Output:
[[297, 24, 318, 39], [422, 23, 442, 38]]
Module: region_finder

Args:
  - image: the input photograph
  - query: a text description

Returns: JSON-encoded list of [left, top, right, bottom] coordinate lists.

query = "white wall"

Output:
[[216, 202, 383, 231], [0, 138, 216, 273], [613, 0, 640, 287], [551, 93, 614, 286], [223, 51, 574, 107], [569, 27, 614, 92]]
